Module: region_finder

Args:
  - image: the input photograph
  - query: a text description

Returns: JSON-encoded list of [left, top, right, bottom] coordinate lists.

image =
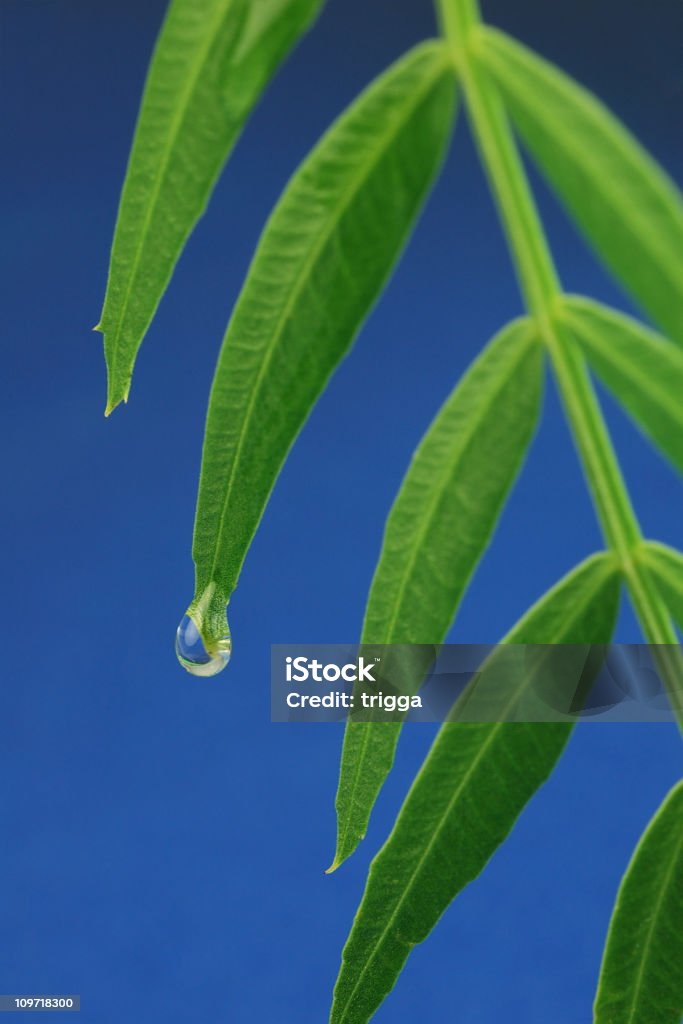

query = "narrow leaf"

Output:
[[478, 27, 683, 345], [595, 780, 683, 1024], [330, 553, 621, 1024], [331, 318, 543, 870], [98, 0, 323, 413], [190, 43, 457, 640], [559, 297, 683, 474], [640, 542, 683, 631]]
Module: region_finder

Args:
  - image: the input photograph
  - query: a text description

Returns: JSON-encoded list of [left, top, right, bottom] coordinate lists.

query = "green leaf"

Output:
[[640, 542, 683, 631], [189, 43, 457, 643], [477, 27, 683, 346], [98, 0, 323, 414], [559, 297, 683, 474], [595, 780, 683, 1024], [330, 318, 544, 871], [329, 553, 621, 1024]]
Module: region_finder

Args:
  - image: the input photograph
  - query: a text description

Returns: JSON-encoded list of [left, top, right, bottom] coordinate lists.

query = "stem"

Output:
[[436, 0, 680, 659]]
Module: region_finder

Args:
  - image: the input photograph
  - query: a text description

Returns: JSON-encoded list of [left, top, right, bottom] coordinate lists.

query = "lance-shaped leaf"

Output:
[[559, 297, 683, 474], [189, 43, 457, 643], [633, 543, 683, 726], [330, 318, 543, 871], [98, 0, 324, 414], [329, 553, 621, 1024], [640, 542, 683, 631], [477, 27, 683, 346], [595, 780, 683, 1024]]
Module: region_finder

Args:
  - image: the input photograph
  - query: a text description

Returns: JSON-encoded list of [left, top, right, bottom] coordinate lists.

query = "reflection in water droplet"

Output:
[[175, 613, 231, 677]]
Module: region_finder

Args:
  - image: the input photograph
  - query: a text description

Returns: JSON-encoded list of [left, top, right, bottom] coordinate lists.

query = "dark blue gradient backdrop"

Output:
[[1, 1, 682, 1020]]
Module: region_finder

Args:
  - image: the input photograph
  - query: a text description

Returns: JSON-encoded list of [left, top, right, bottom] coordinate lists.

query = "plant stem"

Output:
[[436, 0, 680, 659]]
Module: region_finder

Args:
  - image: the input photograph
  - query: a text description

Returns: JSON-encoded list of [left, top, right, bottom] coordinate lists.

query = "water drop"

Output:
[[175, 613, 231, 677]]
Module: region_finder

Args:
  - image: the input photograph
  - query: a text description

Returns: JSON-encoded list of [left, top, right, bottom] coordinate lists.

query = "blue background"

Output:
[[1, 1, 682, 1020]]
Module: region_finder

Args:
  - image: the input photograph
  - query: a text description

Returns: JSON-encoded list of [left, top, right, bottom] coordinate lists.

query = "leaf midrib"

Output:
[[644, 546, 683, 595], [622, 799, 683, 1023], [480, 33, 683, 298], [105, 0, 236, 398], [334, 324, 535, 867], [332, 723, 378, 868], [334, 565, 611, 1024], [204, 50, 449, 591], [563, 310, 683, 427], [367, 322, 535, 645]]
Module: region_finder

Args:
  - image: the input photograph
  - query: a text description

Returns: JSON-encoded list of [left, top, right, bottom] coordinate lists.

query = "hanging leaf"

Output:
[[595, 780, 683, 1024], [331, 318, 543, 871], [329, 552, 621, 1024], [478, 27, 683, 346], [98, 0, 324, 413], [189, 42, 457, 643], [640, 542, 683, 631], [559, 297, 683, 474]]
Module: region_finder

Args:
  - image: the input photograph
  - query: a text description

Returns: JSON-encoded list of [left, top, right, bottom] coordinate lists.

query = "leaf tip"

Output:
[[104, 391, 129, 418], [326, 842, 355, 873], [104, 372, 131, 417]]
